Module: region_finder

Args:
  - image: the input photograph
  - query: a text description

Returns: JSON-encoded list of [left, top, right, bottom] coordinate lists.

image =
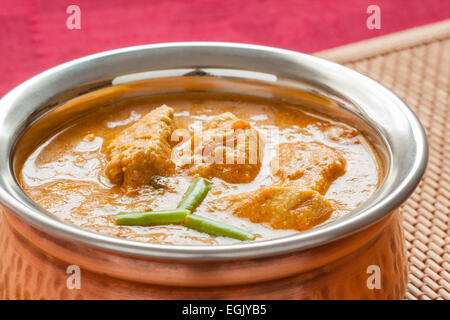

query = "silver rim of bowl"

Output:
[[0, 42, 428, 260]]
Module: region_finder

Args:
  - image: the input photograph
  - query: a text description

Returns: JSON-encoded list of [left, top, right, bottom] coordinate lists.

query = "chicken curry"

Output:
[[18, 89, 381, 245]]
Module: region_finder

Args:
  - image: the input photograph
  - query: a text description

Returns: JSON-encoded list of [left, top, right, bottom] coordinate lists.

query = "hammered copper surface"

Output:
[[318, 20, 450, 300]]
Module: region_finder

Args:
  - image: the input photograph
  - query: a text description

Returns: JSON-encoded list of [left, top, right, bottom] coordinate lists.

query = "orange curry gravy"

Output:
[[18, 92, 382, 245]]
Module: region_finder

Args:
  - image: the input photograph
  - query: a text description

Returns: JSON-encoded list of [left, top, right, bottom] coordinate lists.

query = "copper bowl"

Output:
[[0, 43, 427, 299]]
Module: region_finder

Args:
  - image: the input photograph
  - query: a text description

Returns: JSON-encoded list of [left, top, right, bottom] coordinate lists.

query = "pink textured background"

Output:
[[1, 0, 449, 95]]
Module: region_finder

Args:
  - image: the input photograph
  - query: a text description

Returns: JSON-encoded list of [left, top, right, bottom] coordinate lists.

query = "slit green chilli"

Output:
[[115, 178, 255, 241]]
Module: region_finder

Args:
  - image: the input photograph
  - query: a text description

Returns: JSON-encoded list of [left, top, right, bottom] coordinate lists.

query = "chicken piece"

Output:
[[211, 186, 333, 231], [271, 142, 346, 194], [181, 112, 262, 183], [104, 105, 176, 186]]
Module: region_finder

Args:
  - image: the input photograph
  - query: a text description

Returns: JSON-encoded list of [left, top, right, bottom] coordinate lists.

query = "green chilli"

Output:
[[115, 178, 255, 241], [115, 208, 190, 226], [177, 178, 211, 212], [185, 214, 255, 241]]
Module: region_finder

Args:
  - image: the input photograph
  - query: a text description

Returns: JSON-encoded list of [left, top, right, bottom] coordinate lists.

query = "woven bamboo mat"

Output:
[[316, 20, 450, 300]]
